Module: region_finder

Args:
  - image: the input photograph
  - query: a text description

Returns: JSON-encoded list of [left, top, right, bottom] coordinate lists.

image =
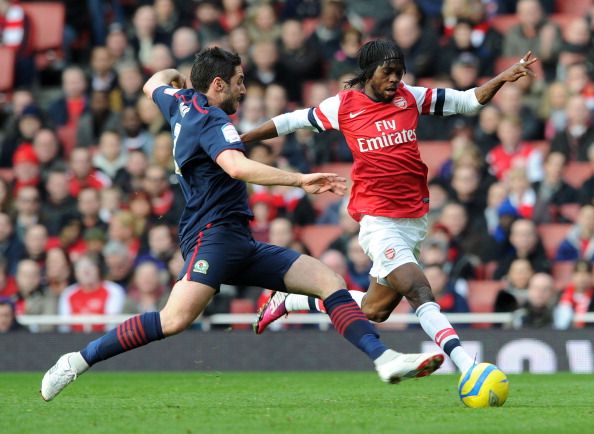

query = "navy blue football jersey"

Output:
[[152, 86, 253, 257]]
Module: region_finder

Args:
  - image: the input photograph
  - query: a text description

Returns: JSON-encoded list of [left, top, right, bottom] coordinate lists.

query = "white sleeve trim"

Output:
[[443, 88, 483, 116]]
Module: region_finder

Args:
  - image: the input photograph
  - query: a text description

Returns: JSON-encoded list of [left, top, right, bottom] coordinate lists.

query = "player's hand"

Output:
[[170, 74, 187, 89], [500, 51, 538, 82], [299, 173, 347, 196]]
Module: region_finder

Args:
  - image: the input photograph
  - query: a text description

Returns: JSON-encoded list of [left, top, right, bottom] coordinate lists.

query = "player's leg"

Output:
[[41, 279, 216, 401], [384, 262, 474, 373], [280, 255, 443, 383]]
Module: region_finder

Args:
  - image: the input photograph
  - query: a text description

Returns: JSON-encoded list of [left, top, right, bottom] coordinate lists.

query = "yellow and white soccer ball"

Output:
[[458, 363, 509, 408]]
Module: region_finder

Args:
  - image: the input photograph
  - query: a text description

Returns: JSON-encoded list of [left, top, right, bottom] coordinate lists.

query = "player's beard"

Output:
[[220, 92, 244, 114]]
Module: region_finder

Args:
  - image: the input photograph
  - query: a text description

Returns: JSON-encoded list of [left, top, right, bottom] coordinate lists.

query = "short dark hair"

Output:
[[346, 39, 406, 89], [190, 47, 241, 93]]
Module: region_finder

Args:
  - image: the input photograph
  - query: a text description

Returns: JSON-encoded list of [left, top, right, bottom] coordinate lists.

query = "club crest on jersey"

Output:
[[393, 96, 407, 109], [193, 259, 210, 274], [384, 248, 396, 260]]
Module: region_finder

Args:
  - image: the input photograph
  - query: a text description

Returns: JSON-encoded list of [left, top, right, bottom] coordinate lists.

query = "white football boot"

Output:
[[375, 351, 444, 384], [40, 352, 89, 401]]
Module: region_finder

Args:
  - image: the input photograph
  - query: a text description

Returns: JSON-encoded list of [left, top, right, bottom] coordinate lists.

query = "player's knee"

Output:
[[405, 284, 435, 310], [159, 310, 193, 336], [361, 303, 390, 323], [316, 273, 347, 299]]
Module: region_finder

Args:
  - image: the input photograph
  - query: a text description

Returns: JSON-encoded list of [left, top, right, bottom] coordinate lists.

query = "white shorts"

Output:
[[358, 215, 428, 286]]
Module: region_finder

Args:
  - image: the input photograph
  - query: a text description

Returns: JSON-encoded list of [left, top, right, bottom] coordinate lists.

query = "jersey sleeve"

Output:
[[309, 94, 341, 132], [151, 85, 182, 121], [199, 110, 246, 161], [404, 84, 483, 116]]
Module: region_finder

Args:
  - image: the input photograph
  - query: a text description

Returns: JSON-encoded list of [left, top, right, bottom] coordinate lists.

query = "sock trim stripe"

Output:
[[435, 328, 457, 347], [333, 312, 367, 335], [134, 315, 147, 343], [124, 320, 141, 347], [330, 305, 368, 335], [329, 303, 368, 323], [116, 324, 131, 350]]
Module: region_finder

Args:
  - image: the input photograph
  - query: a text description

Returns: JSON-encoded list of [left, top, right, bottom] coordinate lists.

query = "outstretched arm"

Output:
[[240, 108, 314, 144], [474, 51, 538, 104], [216, 149, 346, 196]]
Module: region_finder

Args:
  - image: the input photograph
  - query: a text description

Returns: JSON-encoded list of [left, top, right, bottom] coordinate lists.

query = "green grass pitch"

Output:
[[1, 372, 592, 434]]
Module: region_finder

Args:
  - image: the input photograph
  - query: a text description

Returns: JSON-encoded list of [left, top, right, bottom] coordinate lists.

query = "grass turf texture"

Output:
[[1, 373, 592, 434]]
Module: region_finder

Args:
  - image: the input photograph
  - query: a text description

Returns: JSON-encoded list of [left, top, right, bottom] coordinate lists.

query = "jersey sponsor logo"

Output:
[[394, 96, 407, 109], [193, 259, 210, 274], [178, 103, 190, 118], [356, 128, 417, 153], [221, 123, 241, 143], [349, 109, 366, 119], [384, 247, 396, 260]]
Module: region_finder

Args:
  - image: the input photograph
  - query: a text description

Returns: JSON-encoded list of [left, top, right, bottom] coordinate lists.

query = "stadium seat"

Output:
[[552, 261, 575, 291], [230, 298, 256, 330], [418, 141, 452, 181], [550, 13, 577, 34], [490, 14, 519, 34], [557, 203, 581, 223], [299, 224, 343, 258], [563, 162, 592, 189], [56, 125, 78, 158], [537, 223, 572, 259], [555, 0, 592, 16], [467, 280, 502, 313], [21, 2, 65, 68], [0, 47, 15, 93], [474, 261, 498, 280], [311, 163, 352, 214]]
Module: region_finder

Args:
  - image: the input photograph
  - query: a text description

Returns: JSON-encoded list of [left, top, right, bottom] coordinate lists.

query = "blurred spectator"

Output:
[[308, 0, 345, 60], [127, 190, 152, 238], [487, 115, 543, 183], [501, 167, 536, 220], [554, 260, 593, 329], [449, 164, 485, 223], [320, 249, 364, 292], [151, 132, 175, 175], [264, 83, 289, 119], [346, 235, 371, 290], [0, 212, 24, 275], [539, 81, 570, 141], [556, 205, 594, 262], [439, 20, 482, 77], [13, 186, 41, 240], [227, 25, 251, 66], [114, 150, 148, 195], [237, 95, 266, 134], [579, 145, 594, 206], [328, 205, 360, 255], [0, 298, 25, 332], [551, 95, 594, 162], [510, 272, 557, 329], [1, 105, 43, 169], [563, 62, 594, 109], [246, 2, 281, 43], [277, 19, 323, 102], [268, 217, 301, 253], [106, 24, 135, 67], [0, 257, 17, 297], [556, 19, 592, 82], [328, 27, 361, 80], [92, 130, 127, 179], [145, 44, 175, 76], [44, 247, 73, 310], [494, 218, 550, 279], [502, 0, 561, 81], [424, 263, 470, 313], [0, 0, 34, 87], [102, 240, 134, 288], [13, 259, 44, 317], [33, 129, 63, 180], [99, 186, 123, 224], [77, 91, 125, 148], [135, 224, 176, 270], [532, 151, 578, 224], [113, 62, 145, 111], [22, 223, 48, 265], [154, 0, 180, 34], [0, 177, 9, 213], [246, 40, 281, 88], [220, 0, 245, 32], [130, 5, 170, 70], [12, 144, 41, 194], [108, 210, 141, 258], [137, 95, 168, 136], [391, 11, 438, 78], [77, 187, 107, 235], [89, 46, 117, 93], [493, 84, 542, 140], [193, 0, 225, 46], [0, 89, 33, 136], [68, 148, 112, 197], [123, 261, 168, 314], [449, 53, 481, 91], [48, 67, 88, 129], [120, 106, 154, 155], [59, 255, 125, 332], [171, 27, 200, 66], [494, 258, 534, 313], [143, 165, 184, 225]]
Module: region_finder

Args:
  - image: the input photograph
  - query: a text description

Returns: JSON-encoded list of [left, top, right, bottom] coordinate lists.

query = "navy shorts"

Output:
[[178, 219, 300, 292]]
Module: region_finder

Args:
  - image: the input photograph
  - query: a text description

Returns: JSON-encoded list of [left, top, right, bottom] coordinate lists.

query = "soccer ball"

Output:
[[458, 363, 509, 408]]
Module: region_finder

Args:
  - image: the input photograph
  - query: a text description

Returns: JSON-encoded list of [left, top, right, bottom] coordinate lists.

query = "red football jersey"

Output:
[[309, 83, 450, 221]]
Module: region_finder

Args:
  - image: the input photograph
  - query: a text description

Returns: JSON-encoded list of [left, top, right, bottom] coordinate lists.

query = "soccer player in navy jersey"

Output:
[[243, 40, 537, 378], [41, 47, 446, 401]]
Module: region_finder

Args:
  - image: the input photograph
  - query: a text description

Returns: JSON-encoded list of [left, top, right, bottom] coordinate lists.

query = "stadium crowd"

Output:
[[1, 0, 594, 333]]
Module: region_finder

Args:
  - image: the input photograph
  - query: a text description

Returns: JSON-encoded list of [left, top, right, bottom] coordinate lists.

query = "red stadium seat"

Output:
[[230, 298, 256, 330], [467, 280, 502, 313], [474, 261, 498, 280], [0, 47, 15, 93], [21, 2, 65, 69], [550, 13, 577, 34], [299, 224, 343, 258], [490, 14, 519, 34], [552, 261, 575, 291], [563, 162, 592, 189], [557, 203, 581, 223], [56, 125, 78, 158], [418, 141, 452, 181], [537, 223, 572, 259], [555, 0, 592, 16]]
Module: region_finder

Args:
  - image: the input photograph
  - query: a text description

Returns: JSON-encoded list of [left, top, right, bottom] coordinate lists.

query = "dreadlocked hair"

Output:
[[345, 39, 406, 89]]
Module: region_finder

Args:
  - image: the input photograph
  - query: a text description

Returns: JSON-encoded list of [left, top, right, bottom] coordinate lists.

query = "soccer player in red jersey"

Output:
[[244, 39, 538, 375]]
